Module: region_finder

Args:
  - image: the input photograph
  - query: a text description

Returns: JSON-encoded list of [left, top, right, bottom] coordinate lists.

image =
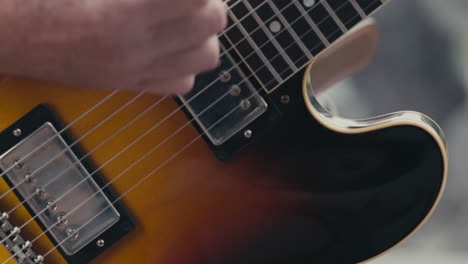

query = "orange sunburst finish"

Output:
[[0, 22, 447, 264], [0, 69, 446, 264], [0, 77, 320, 264]]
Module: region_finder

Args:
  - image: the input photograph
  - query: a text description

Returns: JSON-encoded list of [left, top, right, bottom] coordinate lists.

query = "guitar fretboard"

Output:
[[222, 0, 386, 93]]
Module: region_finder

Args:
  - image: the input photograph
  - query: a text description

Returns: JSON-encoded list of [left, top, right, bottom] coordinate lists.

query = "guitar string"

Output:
[[0, 0, 355, 228], [2, 0, 372, 260], [1, 2, 372, 262], [0, 0, 279, 191], [39, 7, 377, 260], [0, 0, 304, 199], [1, 1, 381, 262], [0, 0, 256, 192], [0, 0, 337, 215]]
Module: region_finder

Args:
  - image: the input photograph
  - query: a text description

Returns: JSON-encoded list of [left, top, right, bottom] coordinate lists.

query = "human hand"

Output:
[[0, 0, 227, 94]]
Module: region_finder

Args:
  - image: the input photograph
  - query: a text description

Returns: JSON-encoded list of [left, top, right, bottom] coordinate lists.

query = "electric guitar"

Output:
[[0, 0, 447, 263]]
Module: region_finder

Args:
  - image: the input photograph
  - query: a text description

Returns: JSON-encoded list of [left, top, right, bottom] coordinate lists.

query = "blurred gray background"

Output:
[[324, 1, 468, 263]]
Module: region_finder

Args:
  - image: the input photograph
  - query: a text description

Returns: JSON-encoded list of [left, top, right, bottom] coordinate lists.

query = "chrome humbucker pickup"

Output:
[[0, 122, 120, 256], [180, 46, 268, 146], [0, 105, 135, 264]]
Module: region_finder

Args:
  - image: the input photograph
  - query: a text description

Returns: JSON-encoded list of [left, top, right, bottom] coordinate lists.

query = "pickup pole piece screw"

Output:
[[66, 228, 79, 241], [35, 186, 46, 198], [219, 71, 232, 83], [240, 99, 251, 111], [14, 160, 24, 170], [25, 173, 35, 184], [57, 214, 68, 226], [229, 85, 241, 96], [46, 201, 58, 212]]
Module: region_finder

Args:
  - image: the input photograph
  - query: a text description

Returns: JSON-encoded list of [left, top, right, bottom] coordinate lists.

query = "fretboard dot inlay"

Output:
[[223, 0, 384, 93], [303, 0, 316, 7], [269, 21, 282, 33]]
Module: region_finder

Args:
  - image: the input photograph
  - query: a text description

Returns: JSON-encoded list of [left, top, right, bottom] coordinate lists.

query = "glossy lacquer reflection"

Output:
[[154, 84, 445, 264], [0, 20, 446, 264]]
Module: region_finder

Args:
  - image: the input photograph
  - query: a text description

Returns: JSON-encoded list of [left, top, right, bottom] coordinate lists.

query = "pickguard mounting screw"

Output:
[[97, 239, 105, 248], [244, 129, 252, 139], [13, 128, 22, 137], [280, 95, 290, 104]]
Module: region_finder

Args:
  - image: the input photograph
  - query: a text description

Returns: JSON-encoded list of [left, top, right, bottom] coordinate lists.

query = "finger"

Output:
[[148, 0, 214, 22], [148, 0, 227, 55], [135, 75, 196, 95], [150, 37, 220, 79]]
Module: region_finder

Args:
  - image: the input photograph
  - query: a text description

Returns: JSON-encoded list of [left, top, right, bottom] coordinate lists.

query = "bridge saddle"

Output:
[[0, 212, 43, 264]]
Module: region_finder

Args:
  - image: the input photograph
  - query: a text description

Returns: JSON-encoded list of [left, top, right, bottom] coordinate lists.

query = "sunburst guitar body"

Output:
[[0, 0, 446, 263]]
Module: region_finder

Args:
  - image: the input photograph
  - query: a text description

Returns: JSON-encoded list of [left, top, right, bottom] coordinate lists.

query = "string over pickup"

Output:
[[179, 47, 268, 146], [0, 105, 135, 263], [0, 122, 120, 256]]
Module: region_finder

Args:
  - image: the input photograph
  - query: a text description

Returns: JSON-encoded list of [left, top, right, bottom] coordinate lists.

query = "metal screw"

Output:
[[34, 255, 44, 263], [239, 99, 251, 111], [219, 71, 232, 83], [14, 160, 24, 170], [280, 95, 290, 104], [10, 227, 20, 242], [66, 228, 79, 241], [0, 212, 9, 224], [13, 128, 22, 137], [229, 85, 241, 96], [25, 173, 35, 184], [22, 241, 32, 253], [57, 214, 68, 226], [96, 239, 105, 248], [46, 201, 58, 212], [244, 129, 253, 139], [35, 186, 46, 198]]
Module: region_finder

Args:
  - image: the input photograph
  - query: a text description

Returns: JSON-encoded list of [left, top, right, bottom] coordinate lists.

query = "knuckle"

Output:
[[178, 75, 196, 94], [206, 2, 227, 33], [205, 48, 220, 69], [190, 0, 210, 10], [197, 40, 220, 71]]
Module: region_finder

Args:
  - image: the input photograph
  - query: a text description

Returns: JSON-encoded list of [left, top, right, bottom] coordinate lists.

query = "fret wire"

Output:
[[322, 0, 349, 32], [223, 0, 379, 92], [242, 0, 298, 72], [356, 0, 383, 14], [226, 10, 283, 83], [292, 1, 331, 46], [349, 0, 367, 18], [0, 2, 391, 262], [267, 1, 314, 60]]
